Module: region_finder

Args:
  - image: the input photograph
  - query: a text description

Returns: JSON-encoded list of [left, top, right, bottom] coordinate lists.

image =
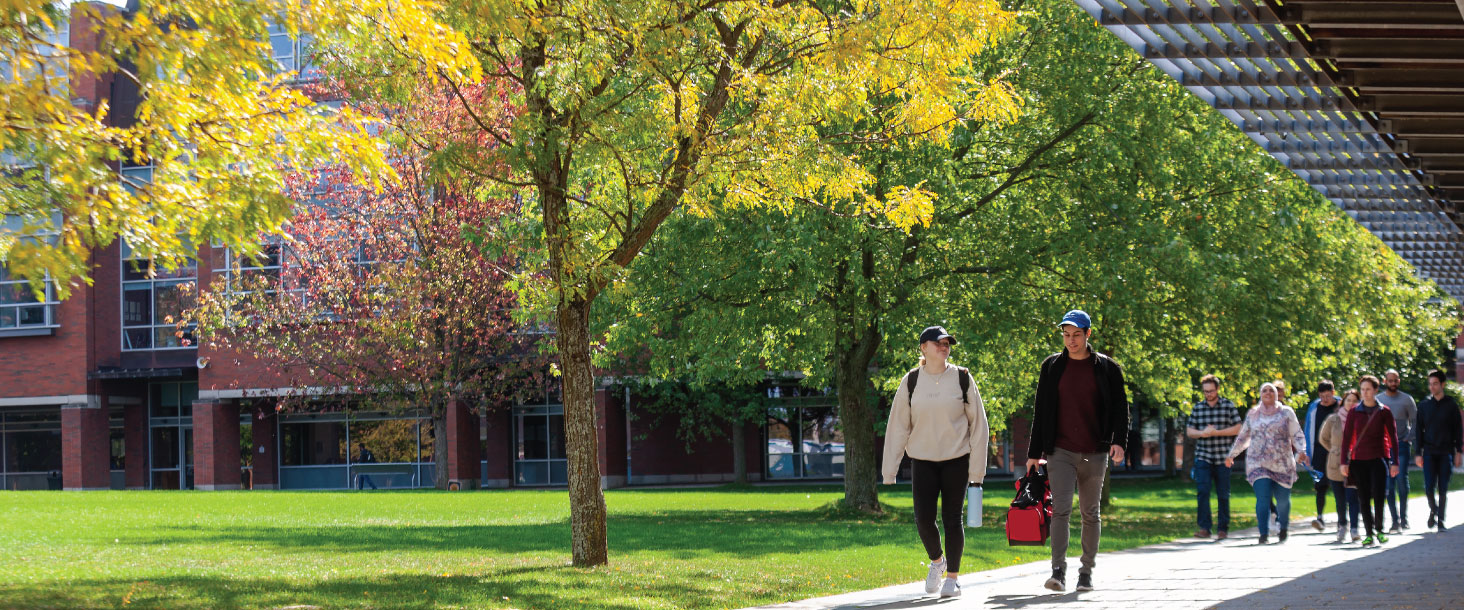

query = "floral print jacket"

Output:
[[1227, 405, 1306, 487]]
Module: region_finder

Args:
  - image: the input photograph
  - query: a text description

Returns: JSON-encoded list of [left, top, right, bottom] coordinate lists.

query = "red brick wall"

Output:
[[193, 400, 241, 490], [61, 402, 109, 490], [445, 399, 480, 488]]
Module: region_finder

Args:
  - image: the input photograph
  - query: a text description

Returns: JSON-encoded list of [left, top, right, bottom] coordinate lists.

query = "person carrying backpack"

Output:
[[882, 325, 991, 599]]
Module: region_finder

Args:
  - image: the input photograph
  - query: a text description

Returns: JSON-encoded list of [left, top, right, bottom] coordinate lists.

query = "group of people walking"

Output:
[[881, 309, 1464, 600], [1193, 369, 1463, 548]]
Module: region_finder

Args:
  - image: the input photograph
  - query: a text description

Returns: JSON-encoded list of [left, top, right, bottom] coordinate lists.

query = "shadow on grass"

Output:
[[0, 566, 727, 610], [113, 509, 923, 559]]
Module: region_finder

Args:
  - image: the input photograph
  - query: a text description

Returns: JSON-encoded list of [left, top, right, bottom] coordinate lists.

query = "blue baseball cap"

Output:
[[1058, 310, 1091, 329]]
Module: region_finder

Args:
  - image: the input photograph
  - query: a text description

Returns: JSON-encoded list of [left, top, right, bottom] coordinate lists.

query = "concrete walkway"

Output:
[[748, 490, 1462, 610]]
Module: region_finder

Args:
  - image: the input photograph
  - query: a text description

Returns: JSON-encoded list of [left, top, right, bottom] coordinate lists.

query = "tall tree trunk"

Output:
[[1163, 417, 1178, 477], [837, 349, 880, 512], [731, 421, 748, 485], [832, 245, 884, 513], [558, 297, 608, 567]]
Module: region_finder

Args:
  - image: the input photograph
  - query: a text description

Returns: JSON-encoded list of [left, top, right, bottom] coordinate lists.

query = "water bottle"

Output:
[[966, 483, 983, 527]]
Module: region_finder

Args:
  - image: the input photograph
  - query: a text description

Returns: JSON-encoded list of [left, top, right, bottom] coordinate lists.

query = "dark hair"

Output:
[[1316, 379, 1334, 393], [1199, 374, 1219, 389], [1429, 370, 1448, 384], [1359, 374, 1380, 390]]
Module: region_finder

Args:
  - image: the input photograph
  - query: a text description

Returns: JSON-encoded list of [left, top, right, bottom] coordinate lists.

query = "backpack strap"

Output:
[[906, 366, 972, 405]]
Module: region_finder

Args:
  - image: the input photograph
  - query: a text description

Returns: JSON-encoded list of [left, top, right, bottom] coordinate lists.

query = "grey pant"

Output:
[[1048, 448, 1108, 576]]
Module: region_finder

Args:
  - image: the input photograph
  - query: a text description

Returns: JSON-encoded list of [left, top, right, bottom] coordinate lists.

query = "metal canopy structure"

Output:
[[1071, 0, 1464, 300]]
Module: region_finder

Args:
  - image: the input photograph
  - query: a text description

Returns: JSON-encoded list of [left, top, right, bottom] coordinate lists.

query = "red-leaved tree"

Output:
[[189, 82, 543, 489]]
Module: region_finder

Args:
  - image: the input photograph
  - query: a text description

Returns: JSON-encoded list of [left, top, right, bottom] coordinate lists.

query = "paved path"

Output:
[[748, 490, 1462, 610]]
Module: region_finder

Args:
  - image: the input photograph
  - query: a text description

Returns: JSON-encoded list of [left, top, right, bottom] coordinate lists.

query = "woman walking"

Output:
[[1319, 388, 1363, 543], [882, 326, 990, 598], [1225, 382, 1307, 543], [1340, 375, 1400, 547]]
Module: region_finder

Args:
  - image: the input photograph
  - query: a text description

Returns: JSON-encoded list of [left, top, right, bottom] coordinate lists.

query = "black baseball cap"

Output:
[[919, 326, 956, 344]]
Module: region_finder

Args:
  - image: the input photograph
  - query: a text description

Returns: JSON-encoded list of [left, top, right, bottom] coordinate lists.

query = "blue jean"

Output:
[[1194, 458, 1232, 532], [1252, 477, 1292, 537], [1385, 442, 1411, 524], [1422, 454, 1453, 521], [1329, 480, 1358, 530]]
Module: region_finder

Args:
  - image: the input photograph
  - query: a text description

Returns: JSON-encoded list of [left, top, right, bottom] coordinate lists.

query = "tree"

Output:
[[188, 83, 544, 488], [1, 0, 477, 293], [344, 0, 1024, 566], [596, 0, 1458, 510]]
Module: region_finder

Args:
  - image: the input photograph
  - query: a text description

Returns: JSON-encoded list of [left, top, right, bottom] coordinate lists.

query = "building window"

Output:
[[266, 22, 318, 79], [119, 163, 197, 351], [122, 240, 197, 351], [765, 387, 844, 480], [0, 267, 57, 333]]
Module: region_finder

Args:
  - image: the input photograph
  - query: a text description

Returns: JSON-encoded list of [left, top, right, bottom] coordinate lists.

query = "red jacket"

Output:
[[1339, 404, 1399, 465]]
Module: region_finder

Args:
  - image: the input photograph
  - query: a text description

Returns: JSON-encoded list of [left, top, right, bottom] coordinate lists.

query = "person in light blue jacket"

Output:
[[1303, 380, 1342, 531]]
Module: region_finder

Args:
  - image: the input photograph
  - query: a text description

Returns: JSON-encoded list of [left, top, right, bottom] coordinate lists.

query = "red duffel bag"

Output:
[[1006, 465, 1052, 546]]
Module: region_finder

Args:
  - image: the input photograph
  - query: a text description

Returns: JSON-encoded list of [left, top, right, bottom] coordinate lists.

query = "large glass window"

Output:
[[2, 409, 63, 490], [1, 207, 62, 334], [765, 388, 844, 480], [281, 420, 347, 466], [0, 266, 56, 332], [514, 405, 566, 486], [120, 163, 197, 351], [266, 22, 318, 79], [122, 240, 197, 351]]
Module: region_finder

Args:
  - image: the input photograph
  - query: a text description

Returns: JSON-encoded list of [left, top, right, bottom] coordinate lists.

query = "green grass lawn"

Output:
[[1, 471, 1456, 609]]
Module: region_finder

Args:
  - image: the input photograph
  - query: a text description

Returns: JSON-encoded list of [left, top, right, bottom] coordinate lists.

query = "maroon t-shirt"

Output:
[[1055, 356, 1102, 454]]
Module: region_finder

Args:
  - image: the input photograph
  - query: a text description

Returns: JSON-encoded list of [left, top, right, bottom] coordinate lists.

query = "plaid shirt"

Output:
[[1188, 397, 1243, 462]]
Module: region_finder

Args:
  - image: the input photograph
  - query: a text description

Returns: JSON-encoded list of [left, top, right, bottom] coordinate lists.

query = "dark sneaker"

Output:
[[1194, 529, 1211, 539], [1216, 530, 1228, 540], [1076, 573, 1094, 592], [1278, 530, 1288, 543], [1387, 524, 1401, 535], [1402, 519, 1411, 530], [1258, 534, 1268, 544], [1044, 568, 1065, 592], [1427, 513, 1436, 529]]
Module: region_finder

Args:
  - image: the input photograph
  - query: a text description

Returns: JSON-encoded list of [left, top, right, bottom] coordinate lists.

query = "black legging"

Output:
[[1352, 459, 1388, 536], [912, 454, 969, 572]]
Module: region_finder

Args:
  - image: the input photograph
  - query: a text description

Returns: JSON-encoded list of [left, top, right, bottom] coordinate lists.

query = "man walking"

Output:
[[1186, 374, 1242, 539], [1377, 369, 1417, 532], [1414, 370, 1462, 531], [1026, 310, 1128, 593], [1304, 381, 1341, 531], [356, 442, 379, 490]]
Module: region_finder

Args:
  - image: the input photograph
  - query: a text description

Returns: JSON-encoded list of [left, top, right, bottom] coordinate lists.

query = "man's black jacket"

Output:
[[1026, 345, 1130, 459]]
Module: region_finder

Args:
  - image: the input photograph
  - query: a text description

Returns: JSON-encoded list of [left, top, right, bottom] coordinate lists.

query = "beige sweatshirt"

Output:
[[881, 363, 990, 484]]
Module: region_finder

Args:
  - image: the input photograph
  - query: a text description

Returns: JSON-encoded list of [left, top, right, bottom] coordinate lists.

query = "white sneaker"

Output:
[[925, 558, 945, 594], [1335, 528, 1347, 543], [941, 577, 961, 598]]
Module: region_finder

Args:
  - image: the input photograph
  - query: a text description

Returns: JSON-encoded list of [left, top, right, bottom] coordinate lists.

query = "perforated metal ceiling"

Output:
[[1071, 0, 1464, 299]]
